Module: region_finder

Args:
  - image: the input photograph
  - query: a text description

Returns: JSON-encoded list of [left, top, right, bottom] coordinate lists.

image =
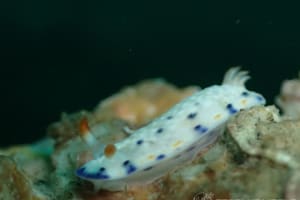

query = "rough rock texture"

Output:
[[1, 78, 300, 200], [0, 147, 53, 200], [276, 71, 300, 119]]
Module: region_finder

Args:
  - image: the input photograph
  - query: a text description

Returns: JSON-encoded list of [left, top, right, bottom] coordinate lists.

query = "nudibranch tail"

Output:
[[222, 67, 250, 87]]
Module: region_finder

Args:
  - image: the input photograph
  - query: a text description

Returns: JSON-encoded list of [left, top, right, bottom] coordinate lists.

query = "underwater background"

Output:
[[1, 1, 300, 146]]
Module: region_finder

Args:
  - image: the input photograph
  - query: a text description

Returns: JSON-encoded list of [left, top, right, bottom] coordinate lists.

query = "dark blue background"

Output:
[[1, 1, 300, 146]]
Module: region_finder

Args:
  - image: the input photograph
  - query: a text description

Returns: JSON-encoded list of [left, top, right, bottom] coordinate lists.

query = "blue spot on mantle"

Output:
[[241, 91, 249, 96], [123, 160, 137, 175], [156, 128, 164, 134], [156, 154, 165, 160], [194, 124, 208, 134], [256, 95, 264, 102], [136, 139, 143, 145], [76, 167, 110, 179], [226, 103, 238, 114], [187, 112, 197, 119], [127, 164, 137, 174]]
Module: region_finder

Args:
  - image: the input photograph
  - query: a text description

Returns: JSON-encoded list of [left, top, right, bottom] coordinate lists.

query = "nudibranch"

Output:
[[75, 67, 266, 191]]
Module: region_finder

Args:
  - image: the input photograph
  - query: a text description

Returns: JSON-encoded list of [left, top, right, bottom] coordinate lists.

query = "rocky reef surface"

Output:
[[1, 76, 300, 200]]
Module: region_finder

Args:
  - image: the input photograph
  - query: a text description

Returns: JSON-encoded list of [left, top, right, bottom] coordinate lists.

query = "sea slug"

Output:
[[75, 67, 266, 191]]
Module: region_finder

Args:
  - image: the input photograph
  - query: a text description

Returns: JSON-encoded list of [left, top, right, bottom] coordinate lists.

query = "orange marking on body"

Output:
[[241, 99, 247, 106], [214, 114, 222, 120], [79, 117, 90, 136], [147, 155, 155, 160], [172, 140, 183, 148], [104, 144, 117, 158]]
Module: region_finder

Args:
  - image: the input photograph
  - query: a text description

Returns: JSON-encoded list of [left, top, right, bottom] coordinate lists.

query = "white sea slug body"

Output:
[[76, 67, 266, 191]]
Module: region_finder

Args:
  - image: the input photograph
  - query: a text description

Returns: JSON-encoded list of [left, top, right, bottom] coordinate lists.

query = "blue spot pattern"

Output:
[[136, 139, 143, 145], [76, 167, 110, 179], [194, 124, 208, 134], [156, 154, 165, 160], [187, 112, 197, 119], [123, 160, 137, 175], [241, 91, 249, 96], [156, 128, 163, 133], [256, 95, 264, 102], [167, 116, 173, 120], [226, 103, 238, 114]]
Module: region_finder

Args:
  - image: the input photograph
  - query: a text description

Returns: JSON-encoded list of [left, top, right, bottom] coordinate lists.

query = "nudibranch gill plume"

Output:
[[75, 67, 266, 191]]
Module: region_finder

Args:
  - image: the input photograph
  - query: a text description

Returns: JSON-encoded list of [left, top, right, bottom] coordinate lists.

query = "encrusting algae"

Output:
[[1, 68, 300, 200]]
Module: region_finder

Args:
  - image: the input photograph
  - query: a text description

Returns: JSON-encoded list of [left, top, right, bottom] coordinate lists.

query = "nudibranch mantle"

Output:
[[75, 67, 266, 191]]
